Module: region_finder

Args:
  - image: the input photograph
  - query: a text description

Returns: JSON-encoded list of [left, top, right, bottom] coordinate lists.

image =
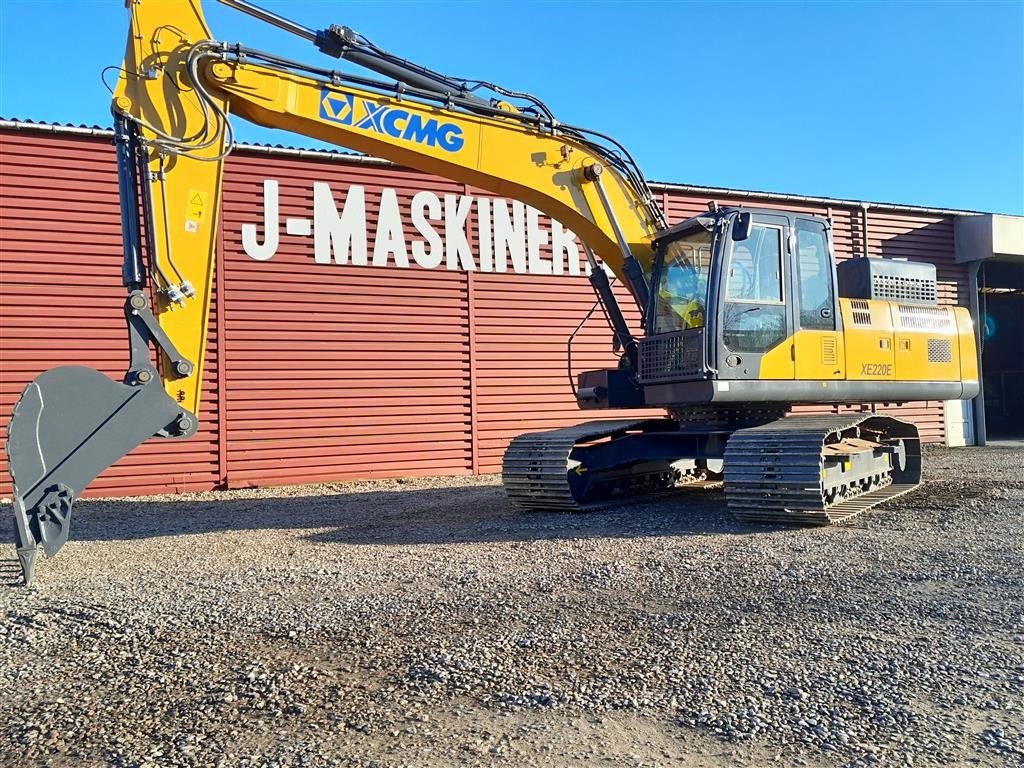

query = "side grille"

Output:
[[639, 331, 703, 384], [821, 336, 838, 365], [897, 304, 953, 332], [927, 338, 953, 363]]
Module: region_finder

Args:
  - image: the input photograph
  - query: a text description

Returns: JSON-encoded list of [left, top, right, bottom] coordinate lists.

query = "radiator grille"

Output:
[[872, 273, 937, 304], [927, 338, 953, 363], [639, 331, 703, 383]]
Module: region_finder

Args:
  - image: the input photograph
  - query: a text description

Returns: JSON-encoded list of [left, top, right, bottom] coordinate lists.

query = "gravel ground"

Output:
[[2, 444, 1023, 768]]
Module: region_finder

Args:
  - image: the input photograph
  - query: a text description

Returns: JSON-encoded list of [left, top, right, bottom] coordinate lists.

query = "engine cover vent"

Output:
[[837, 257, 937, 306], [849, 299, 873, 326]]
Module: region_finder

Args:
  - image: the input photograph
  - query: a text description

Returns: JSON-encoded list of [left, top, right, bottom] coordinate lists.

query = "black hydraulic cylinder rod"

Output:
[[218, 0, 319, 42], [586, 253, 638, 368], [331, 43, 491, 107], [586, 165, 651, 315], [622, 257, 651, 317], [114, 114, 145, 289]]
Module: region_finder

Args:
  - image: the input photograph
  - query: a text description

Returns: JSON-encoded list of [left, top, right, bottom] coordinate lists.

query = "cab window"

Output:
[[722, 224, 787, 353], [726, 225, 783, 302], [652, 228, 712, 334], [795, 220, 835, 330]]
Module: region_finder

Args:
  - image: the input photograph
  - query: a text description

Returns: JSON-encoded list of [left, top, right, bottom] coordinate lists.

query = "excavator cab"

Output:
[[635, 207, 843, 404]]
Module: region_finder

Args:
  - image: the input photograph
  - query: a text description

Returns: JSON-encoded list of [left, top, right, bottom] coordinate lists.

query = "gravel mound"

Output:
[[2, 445, 1022, 767]]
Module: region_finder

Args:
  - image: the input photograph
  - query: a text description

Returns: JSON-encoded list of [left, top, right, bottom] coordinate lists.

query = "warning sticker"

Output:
[[185, 189, 208, 231]]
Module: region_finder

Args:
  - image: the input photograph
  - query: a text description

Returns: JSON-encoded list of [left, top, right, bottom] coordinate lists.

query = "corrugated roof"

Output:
[[0, 117, 986, 216]]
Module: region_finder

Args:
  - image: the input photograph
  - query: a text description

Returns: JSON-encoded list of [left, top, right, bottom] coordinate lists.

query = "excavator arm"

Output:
[[6, 0, 667, 583]]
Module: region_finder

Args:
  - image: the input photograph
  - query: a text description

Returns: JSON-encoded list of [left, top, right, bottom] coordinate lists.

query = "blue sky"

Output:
[[1, 0, 1021, 214]]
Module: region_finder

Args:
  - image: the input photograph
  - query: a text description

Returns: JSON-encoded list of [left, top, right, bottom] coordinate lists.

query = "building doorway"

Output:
[[980, 261, 1024, 438]]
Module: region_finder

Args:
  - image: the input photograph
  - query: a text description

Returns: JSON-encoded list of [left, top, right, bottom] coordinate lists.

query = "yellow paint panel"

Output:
[[113, 0, 225, 417], [761, 330, 845, 381], [954, 307, 980, 382], [840, 299, 974, 386], [840, 298, 895, 380], [794, 330, 845, 380], [759, 338, 795, 379], [887, 303, 961, 382]]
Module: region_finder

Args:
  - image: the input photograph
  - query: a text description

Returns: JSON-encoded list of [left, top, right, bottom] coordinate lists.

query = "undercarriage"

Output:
[[502, 411, 921, 525]]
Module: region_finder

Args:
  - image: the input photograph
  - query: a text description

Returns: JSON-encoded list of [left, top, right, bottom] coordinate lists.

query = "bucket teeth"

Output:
[[16, 548, 37, 587]]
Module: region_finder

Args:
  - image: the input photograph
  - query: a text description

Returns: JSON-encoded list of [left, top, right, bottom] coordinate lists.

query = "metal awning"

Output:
[[955, 214, 1024, 264]]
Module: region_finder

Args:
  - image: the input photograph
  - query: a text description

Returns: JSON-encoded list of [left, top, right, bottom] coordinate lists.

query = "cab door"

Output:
[[716, 214, 795, 380], [791, 217, 845, 381]]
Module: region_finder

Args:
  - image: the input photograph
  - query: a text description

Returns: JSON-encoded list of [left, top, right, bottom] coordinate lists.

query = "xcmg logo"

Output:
[[319, 88, 465, 153]]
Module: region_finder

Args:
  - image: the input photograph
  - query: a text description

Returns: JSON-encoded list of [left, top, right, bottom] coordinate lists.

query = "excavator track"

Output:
[[502, 419, 682, 511], [723, 414, 921, 526]]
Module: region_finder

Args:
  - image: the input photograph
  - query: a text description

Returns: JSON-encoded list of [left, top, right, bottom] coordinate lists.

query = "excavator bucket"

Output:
[[7, 366, 194, 585], [4, 98, 210, 585]]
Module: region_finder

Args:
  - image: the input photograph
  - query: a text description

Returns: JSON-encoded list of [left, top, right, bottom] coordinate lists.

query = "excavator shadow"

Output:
[[29, 482, 782, 552]]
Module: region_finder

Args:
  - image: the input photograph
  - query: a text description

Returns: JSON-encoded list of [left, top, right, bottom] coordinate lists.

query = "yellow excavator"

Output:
[[6, 0, 979, 584]]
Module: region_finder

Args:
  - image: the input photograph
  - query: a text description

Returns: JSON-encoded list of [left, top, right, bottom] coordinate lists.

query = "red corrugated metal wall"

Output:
[[0, 130, 221, 498], [0, 126, 967, 498], [219, 156, 475, 486], [470, 272, 659, 473]]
